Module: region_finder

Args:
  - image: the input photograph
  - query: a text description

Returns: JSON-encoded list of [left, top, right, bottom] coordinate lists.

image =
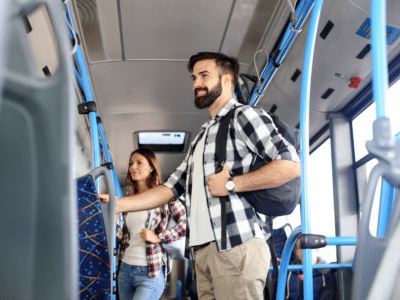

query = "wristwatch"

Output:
[[225, 176, 235, 194]]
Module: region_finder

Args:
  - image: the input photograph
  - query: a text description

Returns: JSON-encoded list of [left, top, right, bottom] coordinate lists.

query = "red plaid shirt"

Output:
[[117, 199, 186, 278]]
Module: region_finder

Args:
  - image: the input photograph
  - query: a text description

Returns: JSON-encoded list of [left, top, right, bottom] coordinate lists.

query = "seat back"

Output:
[[0, 1, 76, 298], [77, 166, 116, 299]]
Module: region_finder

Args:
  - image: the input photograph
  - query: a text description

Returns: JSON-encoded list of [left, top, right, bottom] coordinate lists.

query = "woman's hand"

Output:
[[98, 193, 109, 203], [140, 228, 162, 244]]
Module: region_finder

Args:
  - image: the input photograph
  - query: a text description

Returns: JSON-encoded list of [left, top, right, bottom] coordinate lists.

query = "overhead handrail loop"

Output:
[[248, 0, 315, 107]]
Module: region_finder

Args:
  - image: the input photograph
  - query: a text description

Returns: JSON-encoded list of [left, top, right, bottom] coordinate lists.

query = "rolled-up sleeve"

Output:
[[164, 150, 190, 200]]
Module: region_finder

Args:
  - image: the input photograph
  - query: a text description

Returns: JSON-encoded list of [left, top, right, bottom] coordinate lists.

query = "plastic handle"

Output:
[[89, 166, 117, 226], [88, 166, 117, 270]]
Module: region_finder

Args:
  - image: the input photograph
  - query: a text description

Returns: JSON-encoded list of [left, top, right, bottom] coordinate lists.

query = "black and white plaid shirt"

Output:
[[164, 99, 299, 253]]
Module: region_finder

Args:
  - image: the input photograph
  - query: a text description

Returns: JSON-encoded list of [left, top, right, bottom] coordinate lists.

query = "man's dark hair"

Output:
[[187, 52, 240, 87]]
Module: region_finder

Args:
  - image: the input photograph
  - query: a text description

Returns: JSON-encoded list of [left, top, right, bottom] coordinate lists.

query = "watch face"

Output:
[[226, 180, 235, 191]]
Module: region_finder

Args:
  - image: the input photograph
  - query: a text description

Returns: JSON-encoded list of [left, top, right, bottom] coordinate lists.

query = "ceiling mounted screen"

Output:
[[137, 132, 186, 152]]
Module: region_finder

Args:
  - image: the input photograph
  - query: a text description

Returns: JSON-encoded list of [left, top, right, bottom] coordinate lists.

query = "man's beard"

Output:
[[194, 80, 222, 109]]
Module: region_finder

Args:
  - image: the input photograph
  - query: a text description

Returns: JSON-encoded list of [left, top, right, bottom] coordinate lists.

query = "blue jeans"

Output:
[[118, 262, 165, 300]]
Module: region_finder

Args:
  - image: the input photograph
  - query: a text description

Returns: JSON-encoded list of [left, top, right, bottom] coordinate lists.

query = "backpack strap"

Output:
[[215, 106, 239, 249], [215, 107, 238, 171], [267, 217, 280, 285]]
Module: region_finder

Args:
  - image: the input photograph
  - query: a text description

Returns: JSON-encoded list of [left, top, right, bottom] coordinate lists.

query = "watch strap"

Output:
[[227, 176, 235, 193]]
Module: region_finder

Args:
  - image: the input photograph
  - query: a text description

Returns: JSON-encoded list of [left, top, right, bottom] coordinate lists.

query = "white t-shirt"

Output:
[[121, 210, 149, 266], [189, 122, 215, 247]]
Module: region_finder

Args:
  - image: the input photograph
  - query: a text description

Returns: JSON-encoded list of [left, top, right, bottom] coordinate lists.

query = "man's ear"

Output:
[[222, 73, 233, 89]]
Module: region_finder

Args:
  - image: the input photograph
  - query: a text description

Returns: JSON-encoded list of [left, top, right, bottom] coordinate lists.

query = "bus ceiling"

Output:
[[67, 0, 400, 179]]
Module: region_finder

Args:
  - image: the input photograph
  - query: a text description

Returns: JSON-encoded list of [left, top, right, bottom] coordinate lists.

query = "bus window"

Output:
[[274, 139, 336, 262], [352, 78, 400, 236], [308, 139, 336, 262]]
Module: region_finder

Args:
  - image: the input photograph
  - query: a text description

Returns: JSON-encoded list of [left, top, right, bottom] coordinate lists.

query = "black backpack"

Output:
[[215, 105, 301, 218], [215, 105, 301, 283]]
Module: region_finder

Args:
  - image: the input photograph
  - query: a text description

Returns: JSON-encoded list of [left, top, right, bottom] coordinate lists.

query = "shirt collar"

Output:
[[214, 98, 239, 121], [200, 99, 239, 130]]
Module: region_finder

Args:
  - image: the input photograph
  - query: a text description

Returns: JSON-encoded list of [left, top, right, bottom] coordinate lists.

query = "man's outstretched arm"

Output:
[[99, 185, 175, 213]]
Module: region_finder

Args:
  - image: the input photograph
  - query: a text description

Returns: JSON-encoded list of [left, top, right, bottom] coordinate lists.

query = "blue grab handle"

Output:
[[276, 226, 303, 300]]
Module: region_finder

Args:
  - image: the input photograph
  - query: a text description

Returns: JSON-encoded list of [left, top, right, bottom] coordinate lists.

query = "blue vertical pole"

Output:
[[371, 0, 388, 119], [299, 0, 325, 298], [377, 180, 396, 237], [376, 133, 400, 237], [98, 122, 123, 198]]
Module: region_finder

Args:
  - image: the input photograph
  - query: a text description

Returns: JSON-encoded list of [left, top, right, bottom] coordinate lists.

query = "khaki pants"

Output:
[[194, 238, 270, 300]]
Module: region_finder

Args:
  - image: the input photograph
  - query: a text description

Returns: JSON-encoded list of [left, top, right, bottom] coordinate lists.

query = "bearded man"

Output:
[[101, 52, 300, 300]]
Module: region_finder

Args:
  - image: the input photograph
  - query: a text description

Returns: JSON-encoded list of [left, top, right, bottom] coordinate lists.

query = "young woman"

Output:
[[117, 147, 186, 300]]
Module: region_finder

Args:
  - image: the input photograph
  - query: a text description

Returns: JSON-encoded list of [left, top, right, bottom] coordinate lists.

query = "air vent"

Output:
[[356, 44, 371, 59], [22, 15, 32, 34], [321, 88, 334, 99], [320, 20, 334, 40], [269, 104, 278, 114], [75, 0, 106, 62], [137, 132, 186, 152], [291, 69, 302, 82]]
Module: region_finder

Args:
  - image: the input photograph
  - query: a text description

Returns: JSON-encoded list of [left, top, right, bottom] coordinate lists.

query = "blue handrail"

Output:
[[74, 67, 86, 101], [371, 0, 388, 119], [98, 122, 124, 199], [373, 0, 394, 238], [276, 226, 302, 299], [248, 0, 315, 107], [63, 1, 102, 176], [298, 0, 325, 298], [270, 263, 354, 271], [326, 236, 357, 246], [75, 45, 102, 174], [376, 132, 400, 238]]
